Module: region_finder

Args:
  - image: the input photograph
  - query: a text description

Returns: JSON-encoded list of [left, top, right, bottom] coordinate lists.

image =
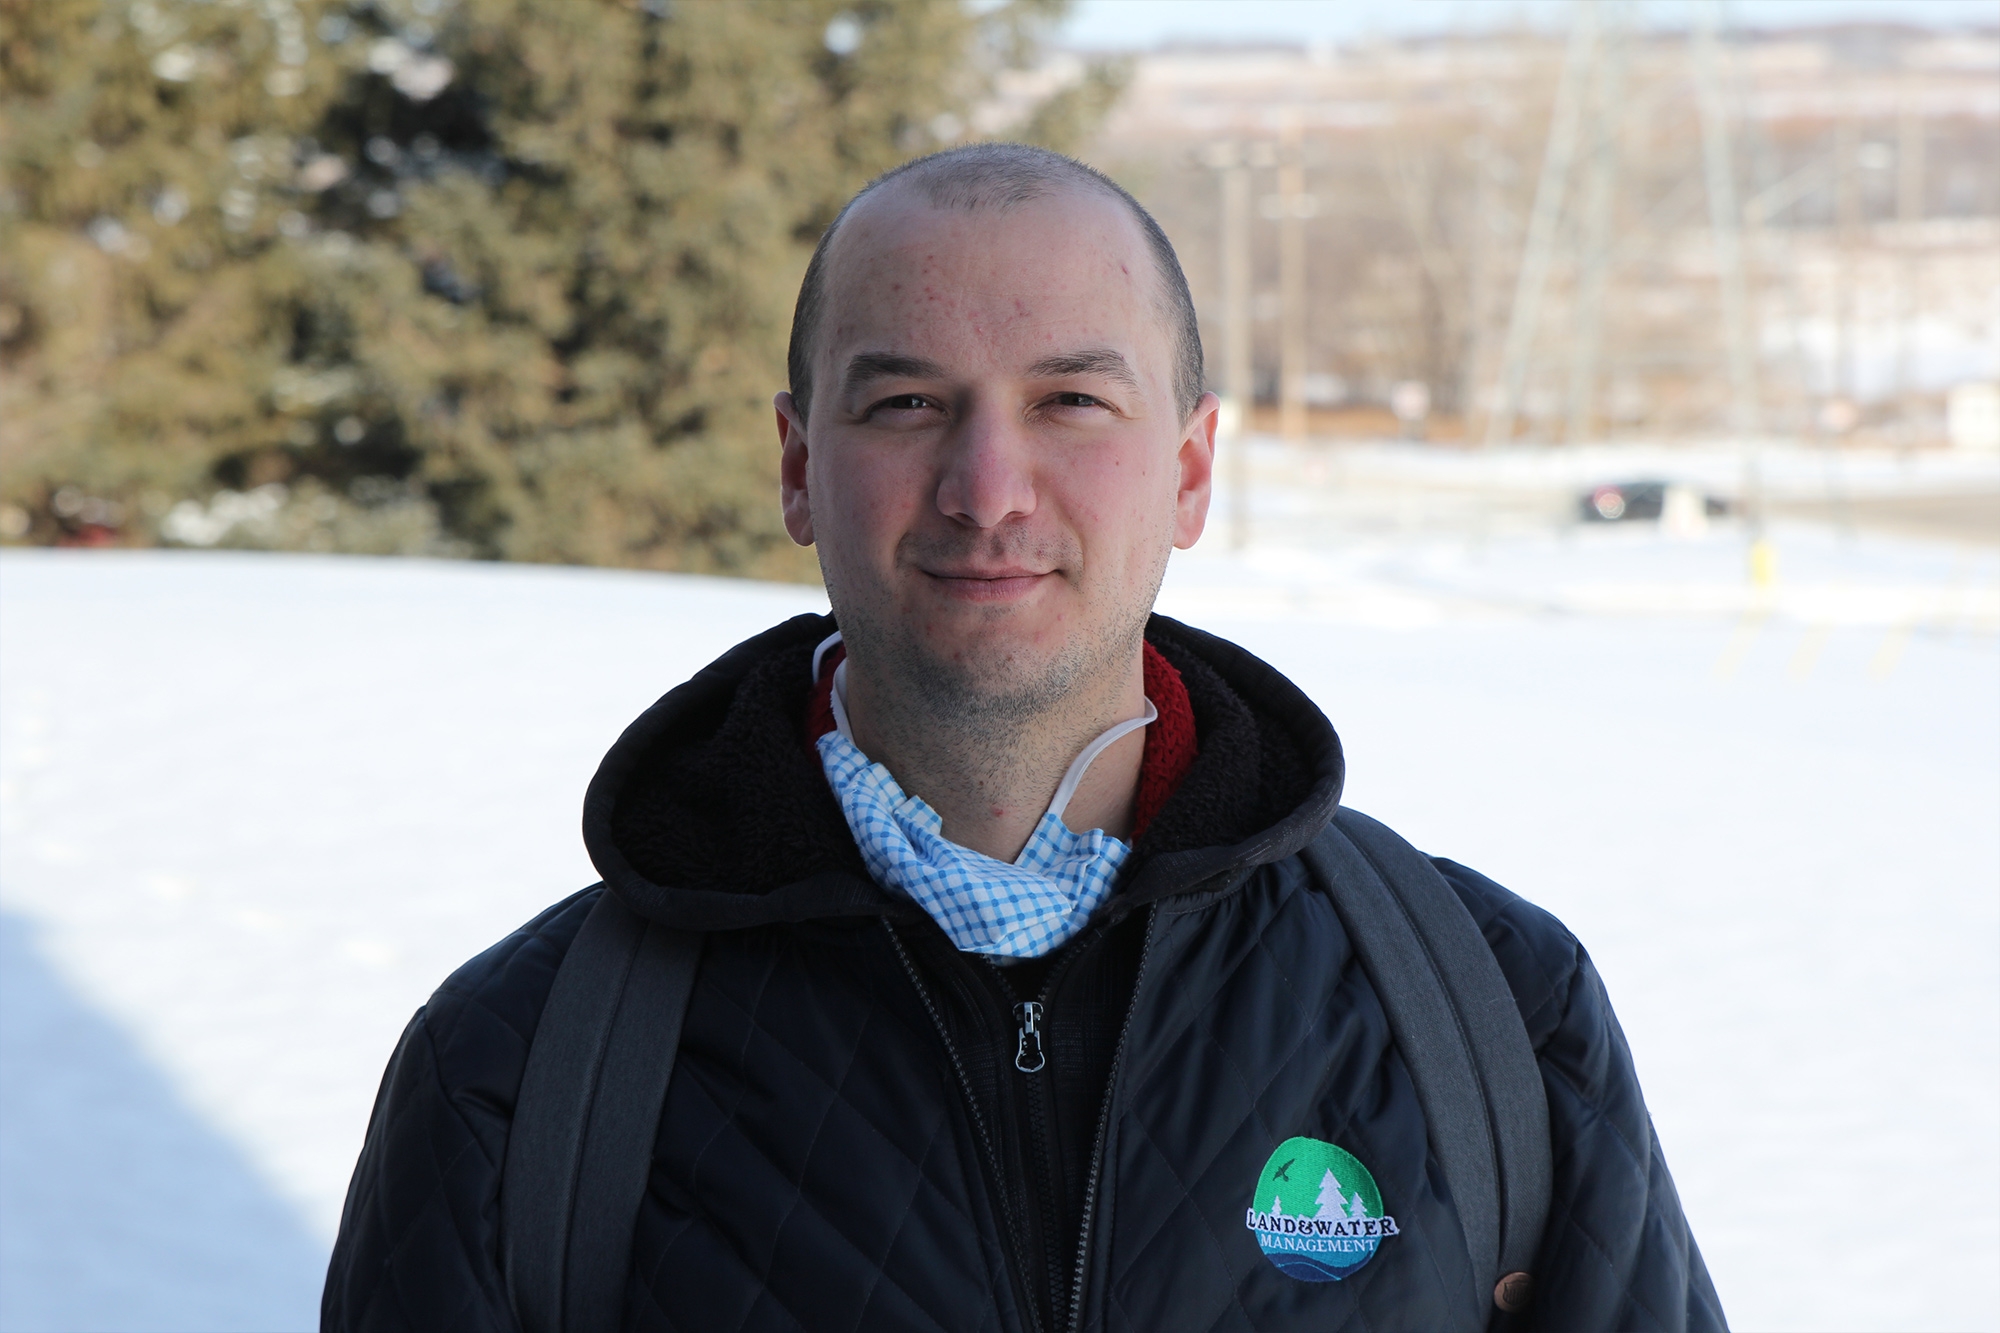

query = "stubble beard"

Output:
[[827, 527, 1168, 766]]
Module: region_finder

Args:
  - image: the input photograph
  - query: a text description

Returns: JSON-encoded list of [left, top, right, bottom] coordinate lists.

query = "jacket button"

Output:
[[1493, 1271, 1534, 1312]]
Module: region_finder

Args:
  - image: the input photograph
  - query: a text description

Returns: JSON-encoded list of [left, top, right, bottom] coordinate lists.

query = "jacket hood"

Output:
[[583, 612, 1344, 931]]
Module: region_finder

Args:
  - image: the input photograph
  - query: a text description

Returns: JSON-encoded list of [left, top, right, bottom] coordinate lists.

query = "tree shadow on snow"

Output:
[[0, 910, 326, 1333]]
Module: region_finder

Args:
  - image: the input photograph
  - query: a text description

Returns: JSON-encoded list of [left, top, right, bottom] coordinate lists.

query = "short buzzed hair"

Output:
[[786, 143, 1205, 425]]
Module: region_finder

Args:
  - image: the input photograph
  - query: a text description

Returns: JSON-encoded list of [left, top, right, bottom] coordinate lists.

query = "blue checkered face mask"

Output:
[[812, 634, 1153, 960]]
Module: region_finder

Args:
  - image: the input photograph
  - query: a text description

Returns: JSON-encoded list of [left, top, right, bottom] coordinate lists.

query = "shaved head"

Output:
[[787, 143, 1203, 424]]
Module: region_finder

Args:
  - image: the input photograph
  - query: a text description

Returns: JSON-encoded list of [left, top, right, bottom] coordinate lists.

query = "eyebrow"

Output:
[[840, 352, 948, 397], [1025, 347, 1140, 392], [837, 346, 1142, 398]]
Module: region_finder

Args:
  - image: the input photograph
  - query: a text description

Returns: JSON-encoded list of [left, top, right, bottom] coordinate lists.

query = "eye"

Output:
[[1051, 392, 1103, 409], [868, 393, 934, 416]]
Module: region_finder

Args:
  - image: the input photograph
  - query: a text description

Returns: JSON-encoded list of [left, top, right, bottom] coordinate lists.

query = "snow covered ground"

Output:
[[2, 502, 1995, 1329]]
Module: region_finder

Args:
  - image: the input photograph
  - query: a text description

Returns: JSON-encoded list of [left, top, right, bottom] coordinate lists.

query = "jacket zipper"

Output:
[[1014, 1001, 1046, 1072], [885, 921, 1048, 1333], [889, 908, 1160, 1333], [1060, 906, 1160, 1333], [1006, 988, 1067, 1331]]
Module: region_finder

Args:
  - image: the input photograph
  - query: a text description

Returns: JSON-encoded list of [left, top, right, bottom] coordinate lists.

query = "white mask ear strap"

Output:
[[1043, 698, 1159, 827], [810, 630, 844, 684], [828, 660, 855, 741], [823, 625, 1151, 843]]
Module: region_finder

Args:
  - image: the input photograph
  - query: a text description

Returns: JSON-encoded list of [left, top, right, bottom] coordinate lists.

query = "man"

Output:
[[325, 144, 1724, 1332]]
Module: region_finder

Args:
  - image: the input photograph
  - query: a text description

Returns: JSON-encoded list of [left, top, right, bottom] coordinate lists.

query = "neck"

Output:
[[839, 646, 1149, 862]]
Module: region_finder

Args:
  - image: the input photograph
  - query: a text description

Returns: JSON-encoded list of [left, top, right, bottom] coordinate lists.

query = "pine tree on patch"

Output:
[[1315, 1170, 1349, 1220]]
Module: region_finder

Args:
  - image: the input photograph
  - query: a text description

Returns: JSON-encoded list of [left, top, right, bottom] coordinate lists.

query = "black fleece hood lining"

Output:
[[586, 613, 1344, 931]]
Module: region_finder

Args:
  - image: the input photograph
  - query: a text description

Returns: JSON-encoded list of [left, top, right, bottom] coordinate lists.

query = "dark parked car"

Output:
[[1580, 480, 1730, 522]]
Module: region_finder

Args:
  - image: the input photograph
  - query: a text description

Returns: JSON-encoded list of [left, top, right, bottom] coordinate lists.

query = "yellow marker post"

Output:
[[1749, 538, 1778, 589], [1716, 538, 1780, 681]]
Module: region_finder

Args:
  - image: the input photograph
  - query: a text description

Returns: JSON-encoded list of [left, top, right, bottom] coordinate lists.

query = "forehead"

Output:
[[816, 184, 1166, 369]]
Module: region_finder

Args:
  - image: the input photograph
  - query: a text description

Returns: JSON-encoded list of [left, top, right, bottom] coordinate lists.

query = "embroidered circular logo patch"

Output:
[[1244, 1136, 1399, 1282]]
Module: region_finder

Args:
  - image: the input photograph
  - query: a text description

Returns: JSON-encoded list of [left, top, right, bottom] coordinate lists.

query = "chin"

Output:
[[921, 619, 1055, 676], [910, 622, 1085, 717]]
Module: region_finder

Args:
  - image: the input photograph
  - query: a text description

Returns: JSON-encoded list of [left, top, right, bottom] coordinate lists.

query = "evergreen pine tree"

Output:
[[1, 0, 1124, 572]]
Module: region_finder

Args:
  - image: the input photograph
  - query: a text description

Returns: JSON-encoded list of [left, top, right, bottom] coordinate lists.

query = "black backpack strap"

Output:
[[502, 887, 701, 1333], [1304, 809, 1552, 1306]]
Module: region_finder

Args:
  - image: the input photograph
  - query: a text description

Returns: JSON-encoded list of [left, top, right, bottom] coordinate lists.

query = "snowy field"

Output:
[[2, 497, 1996, 1329]]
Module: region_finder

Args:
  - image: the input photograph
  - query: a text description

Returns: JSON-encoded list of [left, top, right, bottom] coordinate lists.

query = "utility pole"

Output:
[[1486, 0, 1597, 446], [1277, 114, 1309, 446], [1693, 0, 1768, 580], [1565, 3, 1628, 444], [1462, 120, 1495, 441], [1692, 0, 1760, 441], [1895, 82, 1925, 435], [1833, 114, 1858, 412], [1218, 145, 1254, 548]]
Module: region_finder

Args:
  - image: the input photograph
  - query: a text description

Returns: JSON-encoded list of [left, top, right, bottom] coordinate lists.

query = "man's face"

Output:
[[777, 186, 1216, 716]]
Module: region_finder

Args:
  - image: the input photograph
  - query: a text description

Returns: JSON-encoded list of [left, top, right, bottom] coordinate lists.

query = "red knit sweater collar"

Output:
[[805, 639, 1198, 842]]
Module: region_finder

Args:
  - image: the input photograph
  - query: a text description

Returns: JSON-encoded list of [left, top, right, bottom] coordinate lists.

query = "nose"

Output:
[[935, 403, 1037, 530]]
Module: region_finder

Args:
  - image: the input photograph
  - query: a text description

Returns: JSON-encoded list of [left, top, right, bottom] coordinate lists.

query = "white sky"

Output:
[[1057, 0, 2000, 49]]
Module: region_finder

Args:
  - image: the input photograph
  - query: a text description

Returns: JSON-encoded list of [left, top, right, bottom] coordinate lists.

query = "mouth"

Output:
[[921, 567, 1057, 601]]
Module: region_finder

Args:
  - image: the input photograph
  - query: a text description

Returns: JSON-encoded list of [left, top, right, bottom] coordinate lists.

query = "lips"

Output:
[[925, 566, 1049, 581], [897, 531, 1078, 602], [922, 568, 1053, 600]]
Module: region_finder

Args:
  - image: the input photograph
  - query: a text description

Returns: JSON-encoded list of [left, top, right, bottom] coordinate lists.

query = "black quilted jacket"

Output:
[[324, 614, 1725, 1333]]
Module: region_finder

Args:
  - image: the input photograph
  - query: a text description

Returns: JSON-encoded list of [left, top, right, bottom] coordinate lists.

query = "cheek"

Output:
[[1066, 436, 1177, 558], [813, 442, 928, 560]]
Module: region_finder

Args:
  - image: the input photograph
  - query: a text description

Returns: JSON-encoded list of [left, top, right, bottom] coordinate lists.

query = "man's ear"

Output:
[[776, 391, 815, 547], [1173, 391, 1220, 550]]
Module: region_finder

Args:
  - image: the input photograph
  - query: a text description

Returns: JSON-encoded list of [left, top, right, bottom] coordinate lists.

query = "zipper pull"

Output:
[[1013, 1001, 1046, 1073]]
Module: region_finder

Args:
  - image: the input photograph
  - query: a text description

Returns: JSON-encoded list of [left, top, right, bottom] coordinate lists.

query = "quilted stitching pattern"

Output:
[[323, 886, 600, 1333], [624, 919, 1021, 1332], [1070, 858, 1723, 1333], [1090, 859, 1481, 1333], [1439, 860, 1726, 1332], [325, 859, 1723, 1333]]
